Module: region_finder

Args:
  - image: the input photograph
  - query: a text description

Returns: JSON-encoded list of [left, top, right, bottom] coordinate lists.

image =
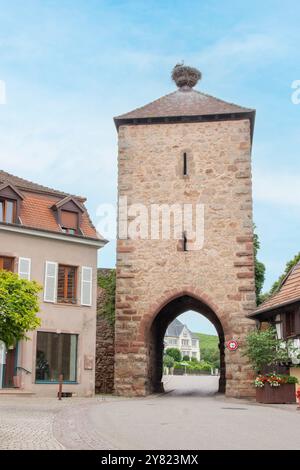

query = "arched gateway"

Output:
[[114, 65, 257, 398], [148, 290, 226, 394]]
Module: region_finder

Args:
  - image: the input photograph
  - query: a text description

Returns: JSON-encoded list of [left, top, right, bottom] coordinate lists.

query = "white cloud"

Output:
[[194, 32, 289, 84]]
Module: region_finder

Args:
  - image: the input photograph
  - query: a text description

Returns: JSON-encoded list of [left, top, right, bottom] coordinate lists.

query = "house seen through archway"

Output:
[[148, 295, 225, 397]]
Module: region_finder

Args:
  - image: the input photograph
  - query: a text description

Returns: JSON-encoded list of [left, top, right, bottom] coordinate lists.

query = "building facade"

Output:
[[249, 261, 300, 390], [114, 65, 257, 398], [164, 318, 200, 361], [0, 171, 106, 396]]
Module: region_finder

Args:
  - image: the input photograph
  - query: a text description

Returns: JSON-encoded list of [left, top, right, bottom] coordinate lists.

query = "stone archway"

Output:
[[147, 292, 225, 394]]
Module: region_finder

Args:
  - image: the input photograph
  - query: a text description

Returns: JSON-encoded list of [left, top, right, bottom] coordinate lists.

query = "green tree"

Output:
[[254, 228, 266, 305], [163, 354, 175, 369], [259, 252, 300, 303], [269, 252, 300, 296], [201, 346, 220, 369], [243, 326, 290, 373], [0, 270, 42, 347], [166, 347, 181, 362]]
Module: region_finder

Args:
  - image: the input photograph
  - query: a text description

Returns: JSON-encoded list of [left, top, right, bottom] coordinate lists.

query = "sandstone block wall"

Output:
[[115, 119, 256, 398]]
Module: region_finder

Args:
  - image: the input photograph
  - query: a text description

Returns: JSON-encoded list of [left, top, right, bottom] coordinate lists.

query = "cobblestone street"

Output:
[[0, 395, 118, 450], [1, 377, 300, 450], [0, 397, 65, 450]]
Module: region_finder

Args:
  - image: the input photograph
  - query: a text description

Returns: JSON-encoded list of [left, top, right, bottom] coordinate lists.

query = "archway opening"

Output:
[[148, 295, 225, 395]]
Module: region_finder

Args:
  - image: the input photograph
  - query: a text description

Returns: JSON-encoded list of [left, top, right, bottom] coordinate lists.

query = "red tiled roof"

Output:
[[0, 170, 85, 201], [115, 88, 254, 121], [0, 170, 103, 242], [252, 262, 300, 315]]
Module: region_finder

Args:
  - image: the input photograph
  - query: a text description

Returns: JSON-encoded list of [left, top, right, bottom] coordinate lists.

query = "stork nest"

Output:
[[171, 64, 202, 88]]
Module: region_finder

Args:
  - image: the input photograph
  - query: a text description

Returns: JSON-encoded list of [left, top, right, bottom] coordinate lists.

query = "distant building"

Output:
[[164, 318, 200, 361]]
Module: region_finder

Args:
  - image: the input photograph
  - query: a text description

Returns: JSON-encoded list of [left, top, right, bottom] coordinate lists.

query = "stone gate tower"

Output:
[[114, 65, 256, 398]]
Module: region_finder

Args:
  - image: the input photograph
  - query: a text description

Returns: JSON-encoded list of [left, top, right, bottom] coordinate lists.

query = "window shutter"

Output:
[[44, 261, 58, 303], [81, 266, 93, 306], [61, 210, 78, 229], [275, 314, 282, 339], [18, 257, 31, 280]]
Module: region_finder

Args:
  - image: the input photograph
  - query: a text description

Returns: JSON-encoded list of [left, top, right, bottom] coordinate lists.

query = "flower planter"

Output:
[[256, 383, 296, 404]]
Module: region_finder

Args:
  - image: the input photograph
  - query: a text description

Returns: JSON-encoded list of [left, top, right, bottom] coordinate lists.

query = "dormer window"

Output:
[[51, 196, 84, 236], [61, 210, 79, 235], [0, 199, 16, 223], [0, 183, 23, 225]]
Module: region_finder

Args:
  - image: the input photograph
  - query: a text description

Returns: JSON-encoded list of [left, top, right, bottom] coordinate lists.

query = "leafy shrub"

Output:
[[0, 270, 42, 347], [166, 348, 181, 362], [174, 362, 183, 369], [98, 269, 116, 326], [198, 361, 212, 371], [286, 375, 299, 384], [243, 326, 291, 373], [163, 354, 175, 369]]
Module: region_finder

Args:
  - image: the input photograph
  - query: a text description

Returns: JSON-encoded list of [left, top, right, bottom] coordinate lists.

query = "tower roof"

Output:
[[115, 88, 253, 121], [114, 87, 255, 138]]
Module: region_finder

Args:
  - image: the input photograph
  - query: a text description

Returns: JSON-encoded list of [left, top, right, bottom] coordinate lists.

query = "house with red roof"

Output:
[[0, 170, 106, 396], [249, 262, 300, 388]]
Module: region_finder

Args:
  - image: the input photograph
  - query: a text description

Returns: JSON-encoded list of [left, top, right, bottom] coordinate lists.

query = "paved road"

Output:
[[163, 374, 219, 396], [1, 376, 300, 450]]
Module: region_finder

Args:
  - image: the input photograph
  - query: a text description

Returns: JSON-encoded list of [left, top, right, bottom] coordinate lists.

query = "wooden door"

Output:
[[3, 347, 17, 388]]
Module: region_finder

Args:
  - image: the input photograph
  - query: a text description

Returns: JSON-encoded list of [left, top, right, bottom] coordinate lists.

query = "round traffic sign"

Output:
[[226, 340, 239, 351]]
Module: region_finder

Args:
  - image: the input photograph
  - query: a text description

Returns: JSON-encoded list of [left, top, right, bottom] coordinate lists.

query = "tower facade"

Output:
[[114, 66, 256, 398]]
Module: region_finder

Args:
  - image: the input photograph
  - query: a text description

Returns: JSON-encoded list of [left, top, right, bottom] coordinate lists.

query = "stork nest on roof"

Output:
[[171, 64, 202, 88]]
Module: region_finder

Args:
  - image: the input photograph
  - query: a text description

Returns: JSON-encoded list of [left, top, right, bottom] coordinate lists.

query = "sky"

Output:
[[0, 0, 300, 335]]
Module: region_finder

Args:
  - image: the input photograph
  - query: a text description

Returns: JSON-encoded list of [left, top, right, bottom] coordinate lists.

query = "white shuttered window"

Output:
[[18, 257, 31, 280], [81, 266, 93, 306], [44, 261, 58, 303]]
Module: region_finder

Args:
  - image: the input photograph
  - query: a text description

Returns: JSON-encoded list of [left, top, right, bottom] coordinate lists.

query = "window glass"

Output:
[[286, 312, 296, 337], [0, 201, 3, 222], [36, 332, 77, 382], [0, 256, 14, 271], [57, 265, 77, 303], [5, 200, 14, 223]]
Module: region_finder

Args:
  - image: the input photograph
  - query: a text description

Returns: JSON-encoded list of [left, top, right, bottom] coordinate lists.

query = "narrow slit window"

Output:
[[183, 232, 188, 251], [183, 152, 188, 176]]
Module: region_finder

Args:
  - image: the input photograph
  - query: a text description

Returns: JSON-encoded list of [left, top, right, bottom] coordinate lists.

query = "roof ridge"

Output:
[[114, 90, 177, 119], [278, 260, 300, 291], [252, 260, 300, 314], [192, 89, 254, 112], [114, 87, 254, 122], [0, 169, 86, 201]]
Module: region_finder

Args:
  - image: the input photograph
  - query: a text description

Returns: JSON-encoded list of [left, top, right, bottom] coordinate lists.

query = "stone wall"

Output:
[[95, 269, 115, 394], [115, 119, 256, 398]]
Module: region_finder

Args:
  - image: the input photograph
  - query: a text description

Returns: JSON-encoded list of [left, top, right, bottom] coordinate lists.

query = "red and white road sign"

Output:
[[226, 340, 239, 351]]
